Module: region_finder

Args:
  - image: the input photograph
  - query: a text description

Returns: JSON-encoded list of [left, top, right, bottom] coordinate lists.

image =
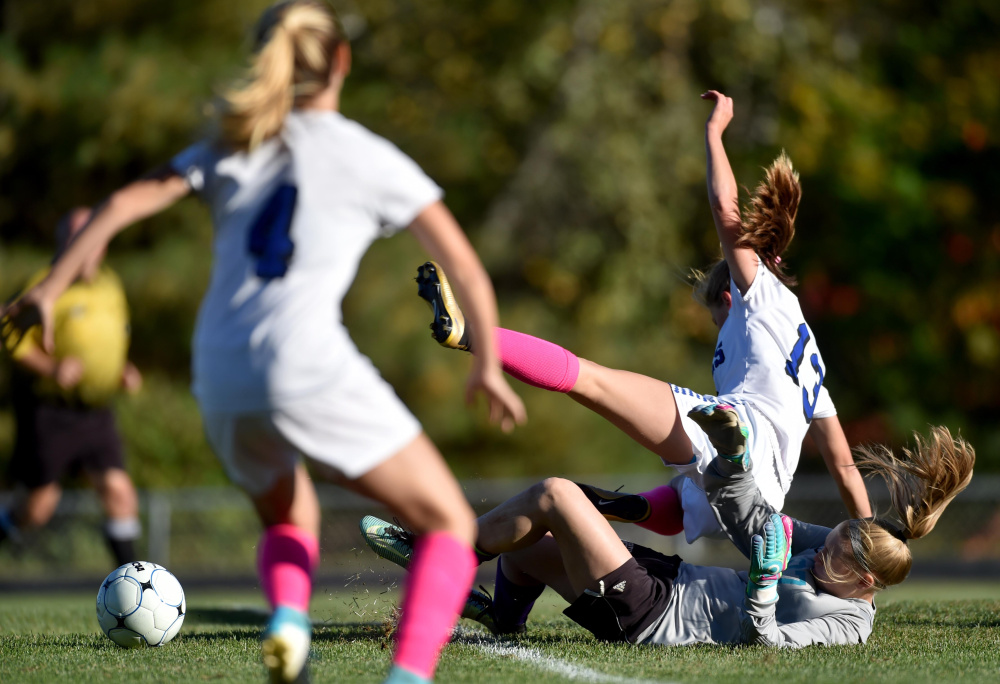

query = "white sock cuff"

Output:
[[104, 517, 142, 541]]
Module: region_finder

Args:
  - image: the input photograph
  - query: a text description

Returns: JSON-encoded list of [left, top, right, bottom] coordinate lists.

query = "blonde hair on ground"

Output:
[[832, 426, 975, 590], [220, 0, 344, 151]]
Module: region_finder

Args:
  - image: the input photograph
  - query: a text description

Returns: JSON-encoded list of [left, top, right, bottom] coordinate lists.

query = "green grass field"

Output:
[[2, 582, 999, 683]]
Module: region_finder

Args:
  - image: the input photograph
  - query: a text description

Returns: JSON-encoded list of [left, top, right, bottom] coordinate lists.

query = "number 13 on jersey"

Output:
[[784, 323, 826, 422]]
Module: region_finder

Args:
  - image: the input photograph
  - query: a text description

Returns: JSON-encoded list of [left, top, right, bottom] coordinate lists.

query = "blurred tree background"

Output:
[[1, 0, 998, 489]]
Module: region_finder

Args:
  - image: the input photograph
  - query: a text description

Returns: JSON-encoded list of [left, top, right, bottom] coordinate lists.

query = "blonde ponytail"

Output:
[[220, 1, 343, 151], [837, 426, 975, 589], [855, 426, 975, 541], [735, 151, 800, 287]]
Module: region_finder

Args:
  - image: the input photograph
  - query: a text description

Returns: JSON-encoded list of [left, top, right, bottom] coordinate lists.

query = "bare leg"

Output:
[[500, 534, 578, 603], [338, 432, 475, 542], [88, 467, 141, 565], [339, 432, 476, 681], [89, 467, 139, 520], [569, 359, 693, 466], [17, 482, 62, 529], [476, 477, 632, 599], [251, 462, 321, 537]]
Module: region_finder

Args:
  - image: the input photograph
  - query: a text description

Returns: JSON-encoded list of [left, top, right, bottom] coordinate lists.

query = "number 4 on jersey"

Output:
[[784, 323, 826, 422], [248, 183, 297, 279]]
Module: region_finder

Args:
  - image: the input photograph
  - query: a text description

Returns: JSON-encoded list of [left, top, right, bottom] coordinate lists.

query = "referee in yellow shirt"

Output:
[[1, 207, 142, 567]]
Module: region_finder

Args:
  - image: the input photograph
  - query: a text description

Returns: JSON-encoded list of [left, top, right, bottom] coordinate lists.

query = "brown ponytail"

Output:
[[693, 152, 801, 308], [735, 151, 800, 287], [838, 426, 975, 589], [220, 1, 344, 151]]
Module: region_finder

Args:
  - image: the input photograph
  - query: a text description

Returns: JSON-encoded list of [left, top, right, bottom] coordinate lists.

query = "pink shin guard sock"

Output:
[[393, 532, 476, 679], [636, 485, 684, 536], [258, 524, 320, 613], [495, 328, 580, 393]]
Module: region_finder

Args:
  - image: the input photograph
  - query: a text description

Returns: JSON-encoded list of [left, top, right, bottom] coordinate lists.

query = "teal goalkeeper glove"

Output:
[[747, 513, 793, 604]]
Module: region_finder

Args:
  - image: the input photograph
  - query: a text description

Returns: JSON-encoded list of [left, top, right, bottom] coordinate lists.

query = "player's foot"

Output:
[[261, 606, 311, 684], [687, 403, 751, 470], [360, 515, 415, 570], [575, 483, 651, 524], [382, 665, 431, 684], [416, 261, 471, 351], [461, 586, 526, 636]]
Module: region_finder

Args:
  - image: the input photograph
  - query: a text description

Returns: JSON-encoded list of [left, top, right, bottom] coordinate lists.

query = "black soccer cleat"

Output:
[[416, 261, 471, 351], [576, 483, 652, 524]]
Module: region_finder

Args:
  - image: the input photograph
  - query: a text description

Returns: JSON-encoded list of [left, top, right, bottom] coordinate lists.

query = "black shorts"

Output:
[[10, 387, 124, 489], [563, 541, 682, 644]]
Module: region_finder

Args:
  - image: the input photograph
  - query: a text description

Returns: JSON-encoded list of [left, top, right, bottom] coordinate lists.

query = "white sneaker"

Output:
[[262, 606, 311, 683]]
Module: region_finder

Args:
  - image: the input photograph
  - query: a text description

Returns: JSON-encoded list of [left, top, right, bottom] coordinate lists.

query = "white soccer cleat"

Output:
[[262, 606, 311, 684]]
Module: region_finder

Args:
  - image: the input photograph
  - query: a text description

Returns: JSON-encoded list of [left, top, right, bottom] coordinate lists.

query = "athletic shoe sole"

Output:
[[360, 515, 414, 570], [687, 403, 751, 469], [415, 261, 470, 350]]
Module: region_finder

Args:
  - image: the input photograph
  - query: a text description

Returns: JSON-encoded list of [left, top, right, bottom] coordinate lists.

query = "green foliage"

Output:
[[2, 0, 999, 485]]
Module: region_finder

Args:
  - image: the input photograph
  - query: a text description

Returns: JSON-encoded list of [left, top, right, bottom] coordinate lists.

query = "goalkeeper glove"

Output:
[[747, 513, 793, 604]]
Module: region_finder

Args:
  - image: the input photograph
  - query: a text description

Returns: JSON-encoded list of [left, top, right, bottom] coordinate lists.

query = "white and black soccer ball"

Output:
[[96, 561, 186, 648]]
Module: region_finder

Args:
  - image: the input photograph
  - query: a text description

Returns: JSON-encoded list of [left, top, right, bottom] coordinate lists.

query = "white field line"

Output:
[[453, 627, 676, 684]]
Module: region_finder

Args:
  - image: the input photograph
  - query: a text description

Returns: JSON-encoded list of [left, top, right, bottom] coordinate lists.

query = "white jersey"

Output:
[[711, 260, 836, 486], [170, 111, 443, 412]]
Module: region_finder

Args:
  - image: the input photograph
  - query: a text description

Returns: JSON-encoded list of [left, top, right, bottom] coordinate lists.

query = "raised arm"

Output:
[[809, 416, 872, 519], [1, 167, 190, 352], [407, 201, 527, 432], [701, 91, 757, 295]]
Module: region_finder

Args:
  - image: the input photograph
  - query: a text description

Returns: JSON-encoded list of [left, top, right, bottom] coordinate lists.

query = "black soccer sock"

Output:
[[104, 518, 141, 566], [493, 557, 544, 633]]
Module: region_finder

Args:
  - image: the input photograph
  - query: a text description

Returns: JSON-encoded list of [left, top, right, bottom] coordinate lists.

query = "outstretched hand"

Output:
[[701, 90, 734, 135], [1, 288, 55, 355], [466, 359, 527, 433]]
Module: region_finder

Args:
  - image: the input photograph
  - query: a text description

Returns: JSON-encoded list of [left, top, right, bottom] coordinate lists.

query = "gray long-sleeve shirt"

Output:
[[639, 457, 874, 648]]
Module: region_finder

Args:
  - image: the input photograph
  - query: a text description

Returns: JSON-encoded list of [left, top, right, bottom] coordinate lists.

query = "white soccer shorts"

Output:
[[200, 356, 422, 497]]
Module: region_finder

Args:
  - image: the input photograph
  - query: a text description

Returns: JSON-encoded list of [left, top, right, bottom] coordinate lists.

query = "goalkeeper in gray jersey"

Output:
[[363, 404, 974, 647]]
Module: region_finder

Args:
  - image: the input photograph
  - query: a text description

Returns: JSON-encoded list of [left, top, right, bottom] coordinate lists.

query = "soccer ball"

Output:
[[96, 561, 186, 648]]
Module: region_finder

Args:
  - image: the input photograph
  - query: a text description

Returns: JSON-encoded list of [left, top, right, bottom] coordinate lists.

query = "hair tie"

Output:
[[774, 256, 782, 264], [874, 517, 908, 544]]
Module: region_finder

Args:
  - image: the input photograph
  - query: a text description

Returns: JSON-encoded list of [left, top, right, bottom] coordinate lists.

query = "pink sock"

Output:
[[495, 328, 579, 392], [393, 532, 476, 679], [257, 524, 319, 612], [636, 485, 684, 536]]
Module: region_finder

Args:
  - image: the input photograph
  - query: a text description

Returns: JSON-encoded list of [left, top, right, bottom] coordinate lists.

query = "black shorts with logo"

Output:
[[10, 382, 124, 489], [563, 541, 682, 644]]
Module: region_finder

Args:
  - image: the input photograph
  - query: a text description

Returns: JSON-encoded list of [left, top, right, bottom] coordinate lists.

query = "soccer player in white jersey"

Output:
[[363, 405, 973, 647], [0, 2, 525, 683], [416, 90, 872, 547]]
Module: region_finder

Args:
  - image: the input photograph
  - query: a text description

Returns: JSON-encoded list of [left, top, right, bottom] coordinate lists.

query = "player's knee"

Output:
[[537, 477, 580, 513]]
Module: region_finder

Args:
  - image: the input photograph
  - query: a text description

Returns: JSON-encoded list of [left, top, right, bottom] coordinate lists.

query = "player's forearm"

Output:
[[36, 174, 188, 303], [812, 417, 872, 518], [705, 129, 740, 233], [448, 255, 501, 363], [832, 466, 872, 520], [13, 346, 58, 379]]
